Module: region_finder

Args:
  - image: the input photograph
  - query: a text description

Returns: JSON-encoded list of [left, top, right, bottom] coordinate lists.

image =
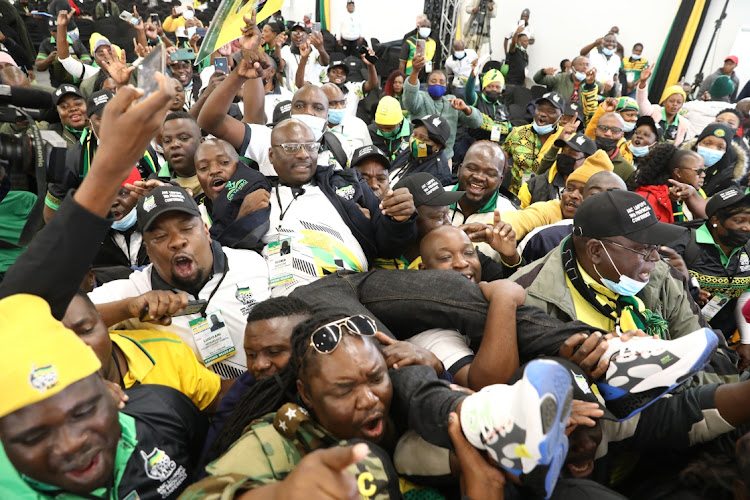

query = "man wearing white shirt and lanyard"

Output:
[[262, 119, 418, 296], [337, 0, 364, 58], [279, 22, 330, 92], [90, 185, 271, 380]]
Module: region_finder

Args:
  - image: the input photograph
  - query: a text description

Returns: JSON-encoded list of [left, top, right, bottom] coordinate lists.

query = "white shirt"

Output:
[[262, 184, 368, 296], [342, 81, 366, 117], [328, 113, 372, 162], [505, 23, 534, 41], [339, 11, 362, 41], [89, 246, 271, 379], [588, 49, 621, 83], [517, 219, 573, 256], [444, 49, 478, 88], [240, 123, 341, 176], [281, 44, 327, 92], [262, 87, 294, 124]]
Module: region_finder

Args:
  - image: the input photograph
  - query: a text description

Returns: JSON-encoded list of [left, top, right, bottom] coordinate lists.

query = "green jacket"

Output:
[[509, 242, 738, 385], [183, 403, 401, 499], [532, 70, 600, 124], [402, 79, 483, 159]]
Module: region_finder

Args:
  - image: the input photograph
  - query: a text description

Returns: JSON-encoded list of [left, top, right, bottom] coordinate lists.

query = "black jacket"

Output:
[[389, 148, 452, 186]]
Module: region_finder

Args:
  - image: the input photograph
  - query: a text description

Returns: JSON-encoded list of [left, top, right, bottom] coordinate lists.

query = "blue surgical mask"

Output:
[[574, 71, 586, 82], [696, 145, 725, 167], [594, 243, 649, 296], [602, 47, 615, 56], [427, 84, 447, 99], [622, 121, 635, 133], [630, 144, 651, 157], [418, 27, 431, 38], [293, 113, 327, 142], [328, 108, 346, 125], [111, 208, 137, 231], [532, 120, 556, 135], [454, 50, 465, 59], [630, 54, 641, 60]]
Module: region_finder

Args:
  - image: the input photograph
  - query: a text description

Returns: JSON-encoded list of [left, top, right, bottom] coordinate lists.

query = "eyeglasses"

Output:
[[272, 142, 321, 154], [600, 239, 659, 260], [596, 125, 623, 135], [302, 315, 378, 359], [680, 167, 707, 175]]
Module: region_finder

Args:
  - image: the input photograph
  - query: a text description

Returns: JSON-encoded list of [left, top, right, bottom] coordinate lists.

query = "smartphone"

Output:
[[149, 13, 159, 24], [415, 39, 426, 58], [119, 10, 141, 26], [312, 21, 320, 33], [136, 43, 165, 102], [170, 48, 196, 62], [139, 299, 207, 322], [196, 27, 207, 37], [213, 56, 229, 75]]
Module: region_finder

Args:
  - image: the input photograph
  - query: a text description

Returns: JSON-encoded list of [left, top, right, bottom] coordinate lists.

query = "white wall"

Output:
[[683, 0, 750, 92], [278, 0, 693, 81]]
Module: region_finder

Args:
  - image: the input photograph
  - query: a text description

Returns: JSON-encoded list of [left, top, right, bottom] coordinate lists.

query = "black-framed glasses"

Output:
[[272, 142, 321, 154], [679, 166, 707, 176], [596, 125, 623, 135], [303, 315, 377, 359], [600, 239, 659, 260]]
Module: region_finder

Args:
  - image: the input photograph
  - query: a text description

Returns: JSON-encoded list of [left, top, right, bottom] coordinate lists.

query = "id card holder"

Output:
[[266, 236, 294, 288], [701, 292, 729, 321], [425, 60, 433, 73], [490, 123, 503, 142], [189, 310, 236, 367]]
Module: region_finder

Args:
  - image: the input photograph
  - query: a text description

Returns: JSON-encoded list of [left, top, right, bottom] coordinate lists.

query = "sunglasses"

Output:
[[303, 314, 377, 359]]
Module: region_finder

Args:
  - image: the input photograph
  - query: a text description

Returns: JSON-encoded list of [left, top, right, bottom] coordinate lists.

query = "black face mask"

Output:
[[718, 228, 750, 249], [595, 136, 619, 152], [556, 154, 578, 176], [484, 91, 501, 102]]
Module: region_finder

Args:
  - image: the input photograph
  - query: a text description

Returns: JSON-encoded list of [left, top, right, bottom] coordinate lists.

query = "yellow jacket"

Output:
[[163, 14, 186, 33], [501, 200, 562, 241]]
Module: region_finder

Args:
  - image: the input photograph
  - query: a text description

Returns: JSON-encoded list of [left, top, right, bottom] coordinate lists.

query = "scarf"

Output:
[[561, 236, 669, 338]]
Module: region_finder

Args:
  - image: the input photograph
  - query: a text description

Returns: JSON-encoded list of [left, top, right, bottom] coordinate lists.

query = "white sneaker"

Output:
[[460, 359, 573, 498], [597, 328, 718, 420]]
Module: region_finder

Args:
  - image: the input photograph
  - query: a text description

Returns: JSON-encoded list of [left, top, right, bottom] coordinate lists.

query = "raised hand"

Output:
[[239, 10, 261, 54], [585, 67, 597, 84], [601, 97, 618, 113], [485, 209, 519, 263], [559, 113, 580, 141], [380, 188, 416, 221]]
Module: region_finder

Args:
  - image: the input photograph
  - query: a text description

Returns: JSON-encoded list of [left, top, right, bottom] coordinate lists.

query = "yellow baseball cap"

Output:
[[0, 294, 101, 418], [375, 96, 404, 126]]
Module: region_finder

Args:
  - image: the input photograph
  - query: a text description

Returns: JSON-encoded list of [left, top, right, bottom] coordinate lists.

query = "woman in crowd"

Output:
[[683, 122, 748, 197], [636, 66, 690, 146], [384, 69, 408, 117], [630, 143, 707, 223]]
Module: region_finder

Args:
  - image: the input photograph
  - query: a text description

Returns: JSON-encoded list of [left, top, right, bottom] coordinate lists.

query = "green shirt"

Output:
[[0, 191, 37, 273]]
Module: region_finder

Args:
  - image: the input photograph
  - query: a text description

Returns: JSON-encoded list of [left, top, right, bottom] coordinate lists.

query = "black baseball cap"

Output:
[[705, 186, 750, 219], [563, 101, 580, 117], [53, 84, 83, 106], [554, 133, 596, 156], [533, 91, 565, 112], [411, 114, 451, 147], [86, 90, 114, 118], [328, 57, 349, 74], [137, 185, 202, 232], [351, 145, 390, 170], [394, 172, 464, 207], [48, 19, 57, 29], [634, 115, 664, 142], [271, 100, 292, 125], [573, 190, 686, 245]]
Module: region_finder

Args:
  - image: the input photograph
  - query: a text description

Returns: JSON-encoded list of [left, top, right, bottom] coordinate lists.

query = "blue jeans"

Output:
[[290, 270, 596, 359]]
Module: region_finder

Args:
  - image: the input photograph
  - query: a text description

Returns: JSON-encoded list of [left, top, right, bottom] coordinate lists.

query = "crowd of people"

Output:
[[4, 0, 750, 499]]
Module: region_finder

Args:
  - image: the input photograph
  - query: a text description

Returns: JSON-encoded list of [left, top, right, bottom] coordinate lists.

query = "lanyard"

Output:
[[274, 184, 304, 223], [199, 254, 228, 318]]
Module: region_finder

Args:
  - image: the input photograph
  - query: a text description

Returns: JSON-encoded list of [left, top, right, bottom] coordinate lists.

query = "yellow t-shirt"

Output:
[[111, 330, 221, 410]]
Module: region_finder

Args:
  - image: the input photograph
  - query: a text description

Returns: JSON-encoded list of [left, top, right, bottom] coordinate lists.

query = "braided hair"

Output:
[[628, 142, 678, 189], [207, 311, 351, 462]]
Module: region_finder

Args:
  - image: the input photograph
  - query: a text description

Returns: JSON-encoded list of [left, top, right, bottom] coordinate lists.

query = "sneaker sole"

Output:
[[599, 328, 718, 420]]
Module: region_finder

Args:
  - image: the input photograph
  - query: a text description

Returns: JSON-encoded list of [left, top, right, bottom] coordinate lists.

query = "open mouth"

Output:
[[170, 153, 184, 163], [566, 460, 594, 478], [173, 255, 195, 278], [466, 182, 485, 196], [461, 271, 475, 282], [360, 415, 384, 440], [65, 451, 102, 481], [70, 113, 83, 122], [211, 177, 227, 192]]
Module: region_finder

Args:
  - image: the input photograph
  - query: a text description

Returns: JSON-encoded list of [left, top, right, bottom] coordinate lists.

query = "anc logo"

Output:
[[225, 179, 248, 201], [142, 195, 156, 213], [336, 184, 356, 200], [141, 448, 176, 482], [235, 285, 256, 307], [714, 128, 726, 138], [29, 364, 58, 393]]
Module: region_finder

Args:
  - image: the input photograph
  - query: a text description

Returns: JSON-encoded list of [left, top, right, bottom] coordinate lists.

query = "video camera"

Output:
[[0, 84, 67, 185]]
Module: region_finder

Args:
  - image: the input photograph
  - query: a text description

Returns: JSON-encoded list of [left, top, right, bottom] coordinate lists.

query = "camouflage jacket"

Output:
[[179, 402, 402, 499]]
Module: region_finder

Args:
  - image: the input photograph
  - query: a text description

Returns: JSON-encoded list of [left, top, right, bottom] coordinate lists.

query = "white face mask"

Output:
[[418, 27, 431, 38], [183, 9, 194, 20], [293, 114, 327, 142]]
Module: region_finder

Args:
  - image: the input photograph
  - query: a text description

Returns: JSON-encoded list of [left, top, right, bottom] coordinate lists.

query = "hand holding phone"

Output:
[[213, 56, 228, 75], [137, 43, 165, 102], [415, 39, 426, 58], [312, 21, 321, 33]]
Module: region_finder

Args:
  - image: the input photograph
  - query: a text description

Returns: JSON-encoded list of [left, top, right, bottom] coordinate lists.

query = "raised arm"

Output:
[[579, 38, 601, 56], [362, 49, 379, 93]]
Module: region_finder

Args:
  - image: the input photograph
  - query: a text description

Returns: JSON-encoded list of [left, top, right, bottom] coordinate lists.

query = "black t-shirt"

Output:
[[505, 48, 528, 85], [118, 384, 207, 499]]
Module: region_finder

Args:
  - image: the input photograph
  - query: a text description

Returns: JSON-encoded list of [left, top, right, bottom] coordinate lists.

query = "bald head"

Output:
[[321, 82, 345, 104], [0, 67, 29, 87], [291, 84, 328, 118], [453, 40, 465, 52], [599, 112, 625, 128], [583, 171, 626, 198]]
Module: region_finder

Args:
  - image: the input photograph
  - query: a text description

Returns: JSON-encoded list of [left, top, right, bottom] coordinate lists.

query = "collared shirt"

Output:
[[339, 11, 362, 40], [90, 240, 271, 379], [112, 330, 222, 410]]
